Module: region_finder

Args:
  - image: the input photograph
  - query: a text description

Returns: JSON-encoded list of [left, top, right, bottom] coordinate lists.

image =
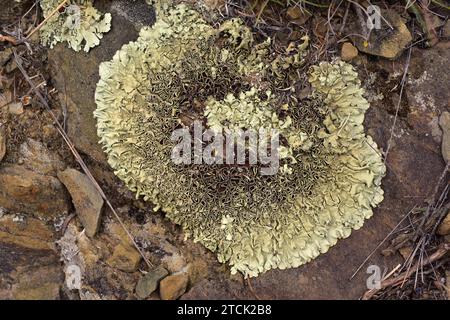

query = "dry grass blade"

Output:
[[26, 0, 69, 40], [362, 243, 450, 300], [12, 49, 153, 269], [384, 46, 412, 163], [350, 208, 414, 280]]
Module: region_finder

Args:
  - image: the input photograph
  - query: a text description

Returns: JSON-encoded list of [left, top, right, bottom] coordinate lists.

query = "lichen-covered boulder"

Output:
[[94, 4, 385, 277]]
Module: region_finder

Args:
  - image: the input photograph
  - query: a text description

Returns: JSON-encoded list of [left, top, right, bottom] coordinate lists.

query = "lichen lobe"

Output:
[[39, 0, 111, 52]]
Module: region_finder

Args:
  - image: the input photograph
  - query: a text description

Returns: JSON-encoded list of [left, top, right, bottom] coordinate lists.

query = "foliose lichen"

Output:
[[39, 0, 111, 52], [94, 4, 385, 277]]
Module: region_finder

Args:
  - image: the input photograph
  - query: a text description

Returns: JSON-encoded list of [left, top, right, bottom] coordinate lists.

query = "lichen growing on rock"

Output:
[[94, 4, 385, 277], [39, 0, 111, 52]]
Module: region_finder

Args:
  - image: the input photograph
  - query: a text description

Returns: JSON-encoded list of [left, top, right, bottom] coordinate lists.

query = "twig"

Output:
[[384, 46, 412, 163], [413, 163, 450, 242], [60, 212, 77, 236], [12, 50, 153, 269], [339, 1, 351, 35]]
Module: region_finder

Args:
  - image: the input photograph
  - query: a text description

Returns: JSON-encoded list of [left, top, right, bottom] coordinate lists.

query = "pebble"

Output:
[[58, 168, 104, 237], [159, 271, 189, 300], [135, 266, 168, 299]]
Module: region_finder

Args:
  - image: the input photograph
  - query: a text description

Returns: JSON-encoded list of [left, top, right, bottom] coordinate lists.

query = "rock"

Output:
[[341, 42, 358, 61], [57, 168, 104, 237], [159, 271, 189, 300], [135, 265, 168, 299], [286, 6, 302, 20], [406, 45, 450, 139], [0, 165, 69, 217], [8, 102, 24, 115], [186, 260, 209, 287], [47, 0, 154, 163], [19, 138, 65, 175], [353, 10, 412, 59], [107, 243, 141, 272], [286, 6, 310, 25], [437, 210, 450, 236], [12, 265, 62, 300], [439, 112, 450, 164], [162, 252, 186, 273], [108, 0, 155, 28], [0, 215, 63, 299], [0, 124, 5, 162], [398, 246, 413, 260]]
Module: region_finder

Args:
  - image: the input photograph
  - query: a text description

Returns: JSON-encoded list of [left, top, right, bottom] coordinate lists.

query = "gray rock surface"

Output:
[[136, 266, 169, 299], [47, 0, 155, 163]]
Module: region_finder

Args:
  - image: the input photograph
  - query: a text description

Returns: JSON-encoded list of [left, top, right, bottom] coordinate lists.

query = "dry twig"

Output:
[[362, 243, 450, 300], [26, 0, 69, 40]]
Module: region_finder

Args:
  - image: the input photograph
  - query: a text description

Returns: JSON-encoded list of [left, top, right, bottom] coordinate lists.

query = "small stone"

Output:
[[0, 165, 69, 217], [0, 124, 6, 162], [437, 210, 450, 236], [286, 6, 310, 25], [287, 6, 302, 20], [159, 272, 189, 300], [107, 243, 141, 272], [8, 102, 23, 115], [42, 124, 58, 141], [203, 0, 225, 10], [162, 252, 186, 273], [57, 168, 103, 237], [353, 10, 412, 59], [398, 246, 413, 260], [135, 266, 168, 299], [439, 111, 450, 164], [341, 42, 358, 61]]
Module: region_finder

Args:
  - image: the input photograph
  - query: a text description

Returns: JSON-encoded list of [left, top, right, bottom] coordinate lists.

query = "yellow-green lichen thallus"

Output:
[[39, 0, 111, 52], [94, 4, 385, 277]]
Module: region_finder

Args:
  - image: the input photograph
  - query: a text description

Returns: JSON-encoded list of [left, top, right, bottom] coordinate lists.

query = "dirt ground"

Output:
[[0, 0, 449, 300]]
